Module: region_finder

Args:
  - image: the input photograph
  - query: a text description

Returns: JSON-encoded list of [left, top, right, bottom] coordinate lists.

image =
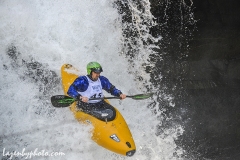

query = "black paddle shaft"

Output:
[[51, 93, 153, 108]]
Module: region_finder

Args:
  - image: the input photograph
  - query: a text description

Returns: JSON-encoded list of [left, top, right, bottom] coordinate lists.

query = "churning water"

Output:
[[0, 0, 187, 159]]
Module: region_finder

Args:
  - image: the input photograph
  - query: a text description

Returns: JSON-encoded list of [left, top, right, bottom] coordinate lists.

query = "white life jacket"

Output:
[[78, 76, 104, 103]]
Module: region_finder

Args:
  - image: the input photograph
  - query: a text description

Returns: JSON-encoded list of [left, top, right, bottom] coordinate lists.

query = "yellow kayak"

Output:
[[61, 64, 136, 156]]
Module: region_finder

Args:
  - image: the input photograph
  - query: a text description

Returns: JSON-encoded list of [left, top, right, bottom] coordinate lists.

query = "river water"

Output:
[[1, 0, 239, 160]]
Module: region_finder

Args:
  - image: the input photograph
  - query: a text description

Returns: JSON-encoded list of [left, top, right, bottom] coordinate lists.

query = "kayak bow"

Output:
[[60, 64, 136, 156]]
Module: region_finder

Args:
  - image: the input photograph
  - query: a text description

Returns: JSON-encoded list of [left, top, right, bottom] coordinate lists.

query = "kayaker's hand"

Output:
[[119, 94, 126, 100], [80, 96, 88, 103]]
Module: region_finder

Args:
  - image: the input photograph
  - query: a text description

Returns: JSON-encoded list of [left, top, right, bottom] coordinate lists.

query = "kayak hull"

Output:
[[61, 64, 136, 156]]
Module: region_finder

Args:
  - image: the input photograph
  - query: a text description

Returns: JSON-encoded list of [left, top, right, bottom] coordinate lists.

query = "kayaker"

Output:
[[67, 62, 126, 120]]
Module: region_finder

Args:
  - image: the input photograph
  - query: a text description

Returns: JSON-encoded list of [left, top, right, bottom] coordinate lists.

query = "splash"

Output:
[[0, 0, 191, 159]]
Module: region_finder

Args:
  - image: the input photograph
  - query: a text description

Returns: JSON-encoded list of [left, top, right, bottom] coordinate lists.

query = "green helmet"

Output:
[[86, 62, 103, 75]]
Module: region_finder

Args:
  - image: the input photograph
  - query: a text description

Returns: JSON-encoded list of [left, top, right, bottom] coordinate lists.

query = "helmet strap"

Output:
[[87, 74, 94, 81]]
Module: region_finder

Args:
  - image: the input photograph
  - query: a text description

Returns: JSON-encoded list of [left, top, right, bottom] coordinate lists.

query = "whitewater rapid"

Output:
[[0, 0, 183, 159]]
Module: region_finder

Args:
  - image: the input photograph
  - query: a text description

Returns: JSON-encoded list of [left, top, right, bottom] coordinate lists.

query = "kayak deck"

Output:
[[61, 64, 136, 156]]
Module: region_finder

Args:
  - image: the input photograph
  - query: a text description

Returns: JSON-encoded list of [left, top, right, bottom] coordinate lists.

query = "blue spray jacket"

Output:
[[67, 75, 122, 99]]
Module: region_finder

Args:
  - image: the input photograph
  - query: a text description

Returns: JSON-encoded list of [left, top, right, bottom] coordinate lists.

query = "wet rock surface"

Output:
[[149, 0, 240, 159]]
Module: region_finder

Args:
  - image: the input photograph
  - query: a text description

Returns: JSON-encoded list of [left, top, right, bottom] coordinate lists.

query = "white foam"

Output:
[[0, 0, 183, 159]]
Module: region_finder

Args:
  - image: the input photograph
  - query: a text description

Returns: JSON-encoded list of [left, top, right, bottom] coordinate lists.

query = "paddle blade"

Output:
[[51, 95, 75, 107], [128, 93, 154, 100]]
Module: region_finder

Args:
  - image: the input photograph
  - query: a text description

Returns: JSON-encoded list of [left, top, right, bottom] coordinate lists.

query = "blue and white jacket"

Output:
[[67, 75, 122, 99]]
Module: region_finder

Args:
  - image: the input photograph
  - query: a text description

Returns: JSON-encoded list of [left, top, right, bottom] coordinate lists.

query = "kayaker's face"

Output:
[[91, 71, 100, 81]]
